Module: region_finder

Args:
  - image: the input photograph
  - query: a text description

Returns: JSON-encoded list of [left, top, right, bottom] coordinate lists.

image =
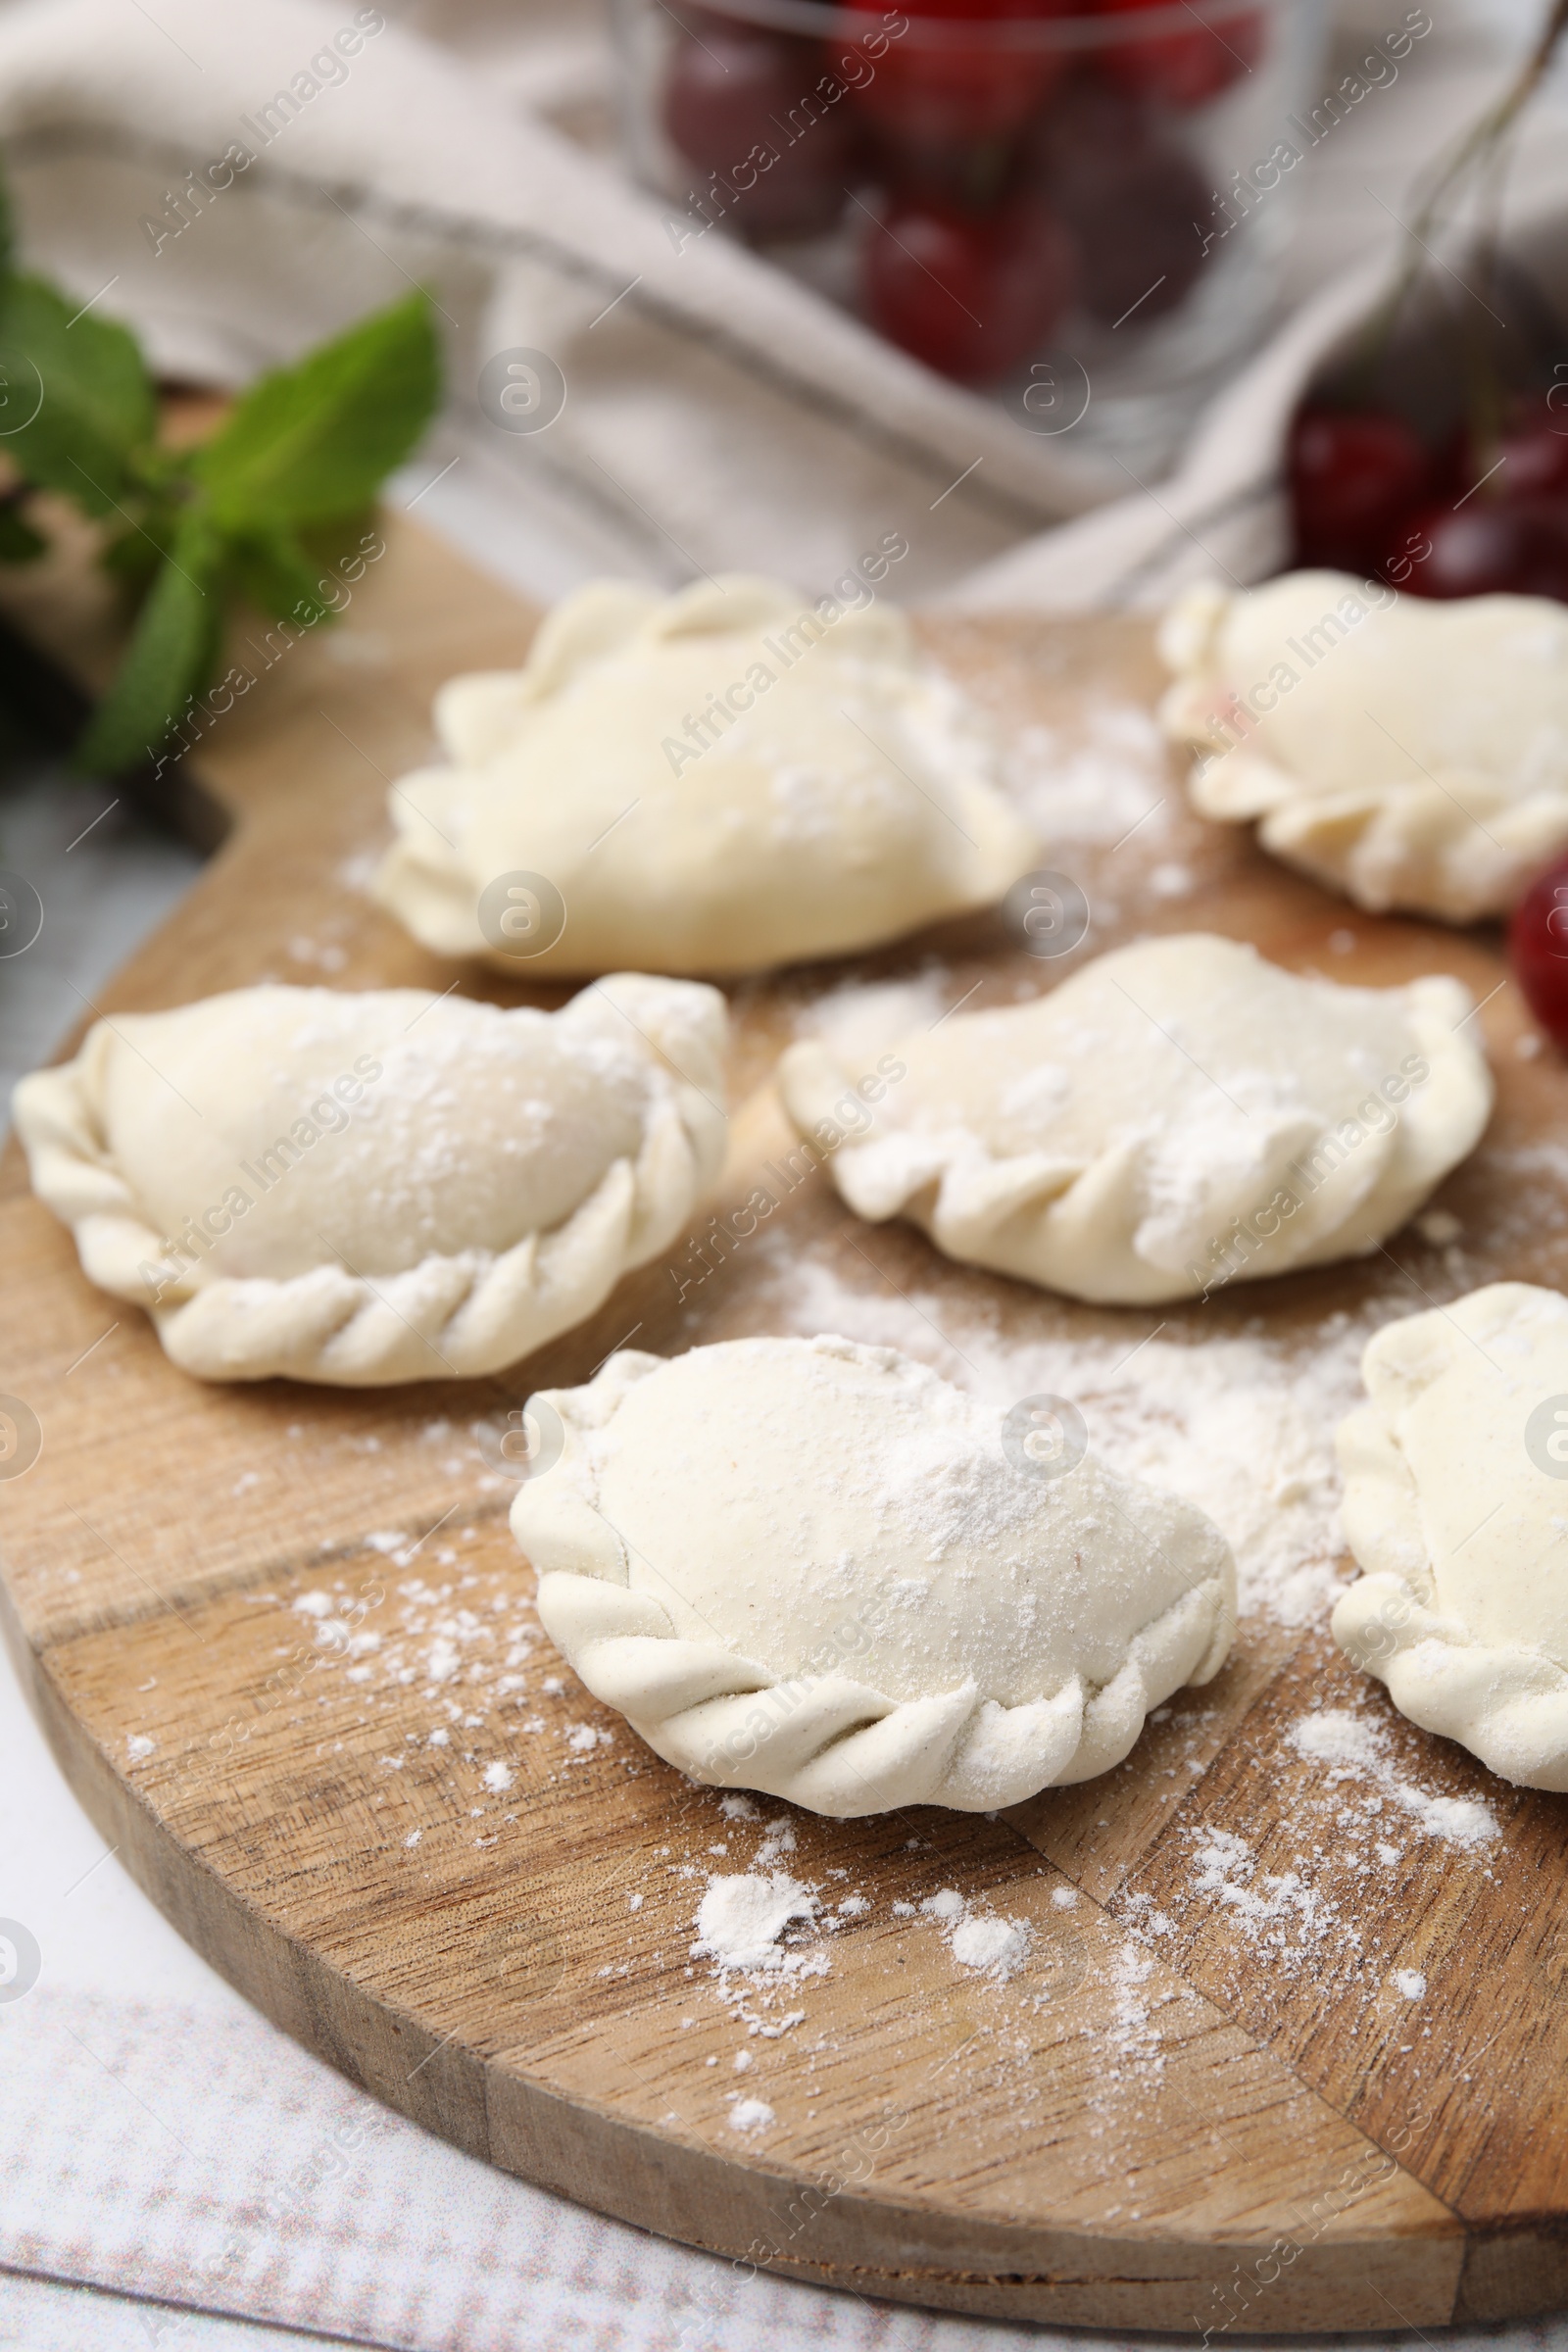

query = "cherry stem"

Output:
[[1344, 0, 1568, 428]]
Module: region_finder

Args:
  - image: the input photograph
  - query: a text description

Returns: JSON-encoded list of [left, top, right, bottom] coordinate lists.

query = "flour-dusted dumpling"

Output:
[[1157, 571, 1568, 920], [513, 1336, 1236, 1815], [1334, 1284, 1568, 1790], [14, 975, 725, 1386], [777, 935, 1492, 1306], [372, 574, 1039, 977]]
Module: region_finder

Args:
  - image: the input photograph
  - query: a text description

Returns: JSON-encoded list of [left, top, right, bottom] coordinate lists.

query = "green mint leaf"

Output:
[[0, 498, 45, 562], [101, 498, 184, 587], [75, 515, 221, 774], [194, 292, 440, 528], [0, 272, 156, 515], [224, 524, 336, 626]]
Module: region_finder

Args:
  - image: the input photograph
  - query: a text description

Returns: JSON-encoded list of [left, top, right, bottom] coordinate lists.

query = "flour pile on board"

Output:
[[693, 1873, 820, 1975], [915, 1886, 1033, 1982]]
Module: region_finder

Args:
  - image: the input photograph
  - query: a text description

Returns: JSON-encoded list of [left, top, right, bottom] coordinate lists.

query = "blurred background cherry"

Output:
[[844, 0, 1072, 151], [1288, 407, 1437, 572], [1289, 385, 1568, 605], [861, 190, 1077, 379], [1032, 75, 1207, 324], [1093, 0, 1264, 108], [1487, 394, 1568, 497], [662, 16, 860, 240], [1510, 856, 1568, 1049], [656, 0, 1293, 388], [1393, 499, 1568, 600]]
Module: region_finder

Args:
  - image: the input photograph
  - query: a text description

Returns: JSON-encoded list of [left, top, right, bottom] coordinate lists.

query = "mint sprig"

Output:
[[195, 294, 440, 528], [0, 150, 441, 776], [0, 273, 156, 515]]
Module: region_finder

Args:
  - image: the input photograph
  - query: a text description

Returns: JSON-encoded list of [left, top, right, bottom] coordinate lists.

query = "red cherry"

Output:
[[1510, 858, 1568, 1049], [861, 191, 1076, 380], [843, 0, 1070, 150], [662, 24, 860, 240], [1288, 405, 1433, 573], [1392, 498, 1568, 603], [1095, 0, 1265, 108], [1493, 397, 1568, 499], [1033, 75, 1207, 325]]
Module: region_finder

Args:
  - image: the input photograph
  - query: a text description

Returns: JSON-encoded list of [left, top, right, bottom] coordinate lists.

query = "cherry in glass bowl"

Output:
[[613, 0, 1331, 472]]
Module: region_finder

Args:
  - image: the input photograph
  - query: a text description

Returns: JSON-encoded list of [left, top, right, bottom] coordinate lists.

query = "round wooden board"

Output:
[[3, 514, 1567, 2335]]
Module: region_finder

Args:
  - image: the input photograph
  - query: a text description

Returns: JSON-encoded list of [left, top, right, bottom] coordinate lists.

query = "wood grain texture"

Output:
[[1, 516, 1564, 2331]]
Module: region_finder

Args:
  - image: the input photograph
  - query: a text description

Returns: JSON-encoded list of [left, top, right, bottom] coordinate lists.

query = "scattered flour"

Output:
[[796, 968, 954, 1066], [770, 1245, 1376, 1627], [1171, 1708, 1500, 1989], [918, 1886, 1033, 1981], [1108, 1940, 1162, 2069], [1001, 704, 1171, 849], [1188, 1826, 1325, 1950], [1290, 1709, 1500, 1849]]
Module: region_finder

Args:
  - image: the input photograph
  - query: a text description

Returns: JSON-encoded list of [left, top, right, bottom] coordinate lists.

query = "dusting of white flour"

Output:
[[1290, 1708, 1500, 1849], [766, 1244, 1378, 1627], [1002, 704, 1172, 849]]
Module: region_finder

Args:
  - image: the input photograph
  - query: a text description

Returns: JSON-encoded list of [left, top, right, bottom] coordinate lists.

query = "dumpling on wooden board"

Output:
[[512, 1334, 1237, 1816], [1157, 571, 1568, 920], [1334, 1283, 1568, 1790], [777, 934, 1492, 1306], [14, 974, 725, 1385], [372, 574, 1040, 977]]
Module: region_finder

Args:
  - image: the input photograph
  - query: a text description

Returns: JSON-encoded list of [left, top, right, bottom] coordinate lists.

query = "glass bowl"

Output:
[[612, 0, 1335, 470]]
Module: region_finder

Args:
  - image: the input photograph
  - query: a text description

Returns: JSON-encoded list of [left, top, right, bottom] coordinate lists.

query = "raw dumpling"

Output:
[[1157, 571, 1568, 920], [15, 975, 725, 1386], [512, 1335, 1236, 1815], [372, 574, 1038, 977], [777, 934, 1492, 1305], [1334, 1283, 1568, 1790]]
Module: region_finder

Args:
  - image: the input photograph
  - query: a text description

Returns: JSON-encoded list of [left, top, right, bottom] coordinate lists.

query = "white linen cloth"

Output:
[[1, 0, 1556, 613], [0, 0, 1119, 603]]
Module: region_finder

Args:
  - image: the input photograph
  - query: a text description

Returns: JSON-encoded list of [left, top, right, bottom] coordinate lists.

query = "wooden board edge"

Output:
[[1, 1577, 1495, 2332]]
